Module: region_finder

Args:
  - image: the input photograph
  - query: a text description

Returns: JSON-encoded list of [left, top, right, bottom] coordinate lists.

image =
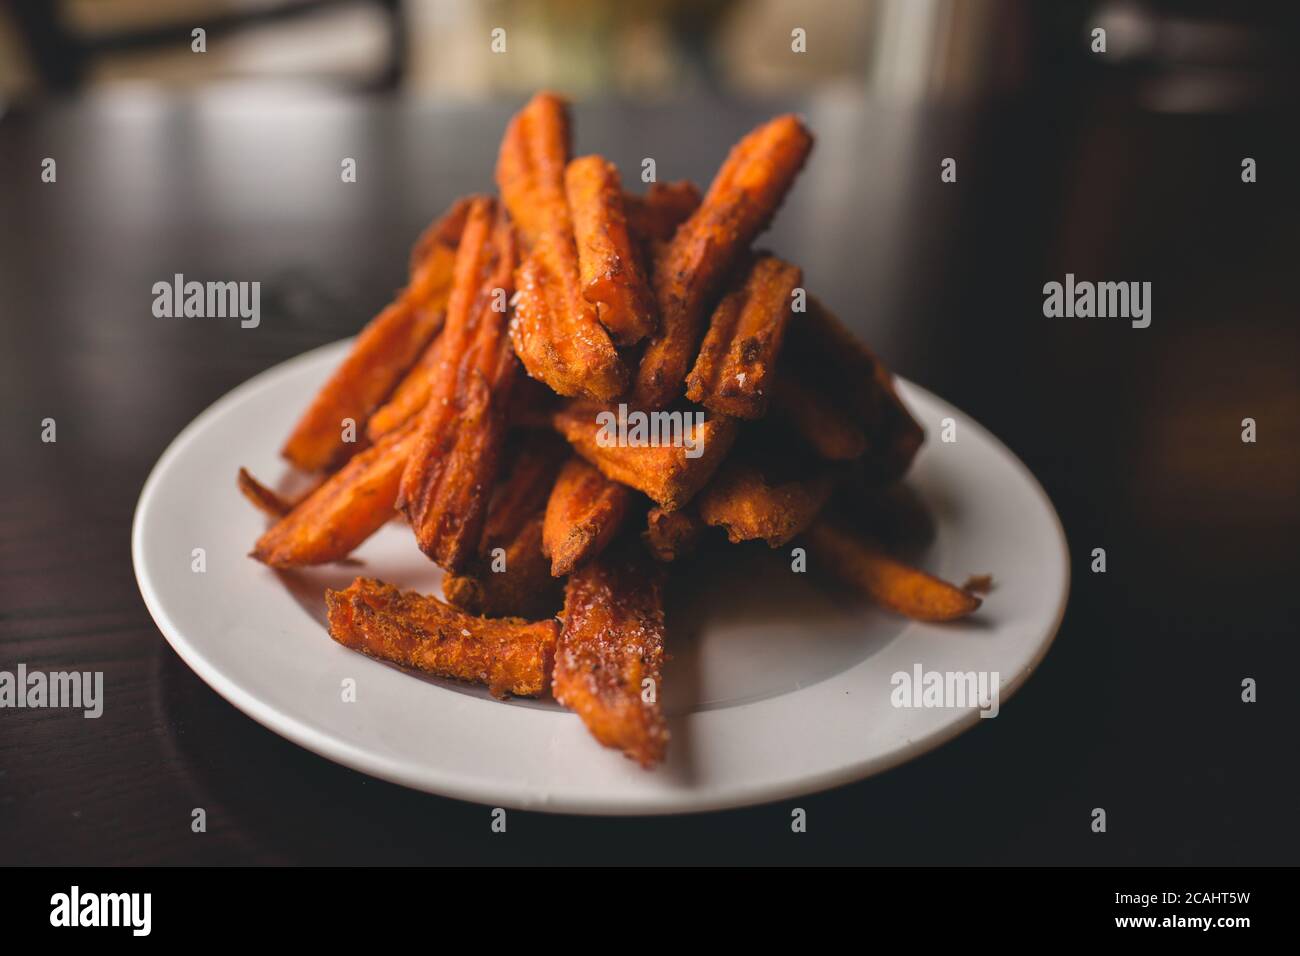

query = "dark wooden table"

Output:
[[1, 91, 1296, 865]]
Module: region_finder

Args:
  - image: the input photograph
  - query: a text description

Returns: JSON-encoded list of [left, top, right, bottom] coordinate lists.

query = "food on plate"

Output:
[[685, 254, 802, 420], [643, 505, 704, 563], [566, 155, 657, 346], [240, 92, 989, 770], [806, 518, 982, 622], [498, 93, 626, 399], [552, 548, 669, 767], [280, 199, 469, 471], [326, 578, 557, 698], [552, 401, 737, 512], [542, 456, 632, 576], [632, 113, 813, 409]]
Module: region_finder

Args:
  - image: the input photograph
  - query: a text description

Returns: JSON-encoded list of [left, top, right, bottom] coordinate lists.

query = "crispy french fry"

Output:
[[771, 368, 868, 460], [497, 93, 626, 399], [237, 467, 295, 519], [554, 548, 669, 767], [633, 115, 813, 409], [408, 195, 478, 276], [553, 402, 736, 512], [281, 199, 470, 471], [780, 296, 924, 480], [252, 419, 420, 567], [623, 181, 702, 245], [566, 155, 656, 346], [806, 519, 981, 622], [686, 255, 800, 419], [543, 457, 632, 576], [644, 505, 704, 562], [442, 433, 567, 618], [326, 578, 557, 698], [495, 91, 572, 248], [698, 460, 834, 547], [368, 197, 510, 441]]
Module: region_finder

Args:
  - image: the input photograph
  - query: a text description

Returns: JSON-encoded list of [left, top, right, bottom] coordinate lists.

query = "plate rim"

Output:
[[132, 339, 1071, 815]]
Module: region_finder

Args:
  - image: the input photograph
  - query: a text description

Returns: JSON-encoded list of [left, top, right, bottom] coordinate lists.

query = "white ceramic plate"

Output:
[[133, 339, 1069, 815]]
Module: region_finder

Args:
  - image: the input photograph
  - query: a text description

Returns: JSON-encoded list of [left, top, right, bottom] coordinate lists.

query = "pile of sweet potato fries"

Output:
[[238, 93, 983, 769]]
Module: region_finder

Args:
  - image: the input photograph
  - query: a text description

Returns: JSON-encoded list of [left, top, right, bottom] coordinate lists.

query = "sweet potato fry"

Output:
[[770, 368, 868, 460], [566, 156, 656, 345], [780, 296, 924, 480], [623, 181, 702, 245], [553, 402, 737, 512], [698, 460, 835, 547], [806, 518, 981, 622], [543, 457, 632, 576], [686, 254, 800, 419], [281, 199, 470, 471], [408, 195, 478, 276], [442, 433, 567, 618], [237, 467, 295, 519], [633, 114, 813, 409], [554, 548, 669, 767], [497, 93, 626, 399], [252, 419, 420, 568], [643, 505, 704, 562], [326, 577, 557, 698], [367, 197, 511, 441], [495, 91, 572, 248]]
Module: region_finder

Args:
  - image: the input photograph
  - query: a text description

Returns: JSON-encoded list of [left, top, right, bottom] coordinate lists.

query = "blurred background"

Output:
[[1, 0, 1296, 107]]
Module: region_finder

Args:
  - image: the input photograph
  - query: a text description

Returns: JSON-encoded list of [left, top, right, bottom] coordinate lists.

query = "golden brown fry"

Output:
[[806, 518, 981, 622], [633, 114, 813, 409], [553, 402, 736, 512], [495, 91, 572, 248], [497, 94, 626, 399], [566, 155, 656, 346], [771, 368, 868, 460], [237, 467, 294, 519], [623, 181, 702, 245], [698, 461, 834, 548], [643, 505, 704, 562], [368, 197, 509, 441], [442, 433, 568, 618], [326, 577, 558, 698], [408, 195, 478, 276], [685, 255, 801, 419], [543, 457, 632, 576], [281, 199, 469, 471], [253, 419, 419, 568], [554, 548, 668, 767], [781, 297, 924, 479]]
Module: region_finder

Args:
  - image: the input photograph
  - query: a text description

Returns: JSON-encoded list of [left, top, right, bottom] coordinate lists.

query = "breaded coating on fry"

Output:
[[253, 418, 420, 567], [497, 93, 626, 399], [698, 460, 834, 547], [281, 198, 471, 471], [442, 433, 567, 618], [554, 549, 669, 767], [398, 204, 520, 572], [553, 402, 737, 512], [643, 505, 704, 562], [633, 114, 813, 409], [686, 255, 801, 419], [623, 181, 702, 245], [326, 578, 557, 698], [779, 297, 923, 480], [566, 155, 657, 345], [543, 457, 632, 576], [368, 197, 510, 441], [806, 519, 981, 622]]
